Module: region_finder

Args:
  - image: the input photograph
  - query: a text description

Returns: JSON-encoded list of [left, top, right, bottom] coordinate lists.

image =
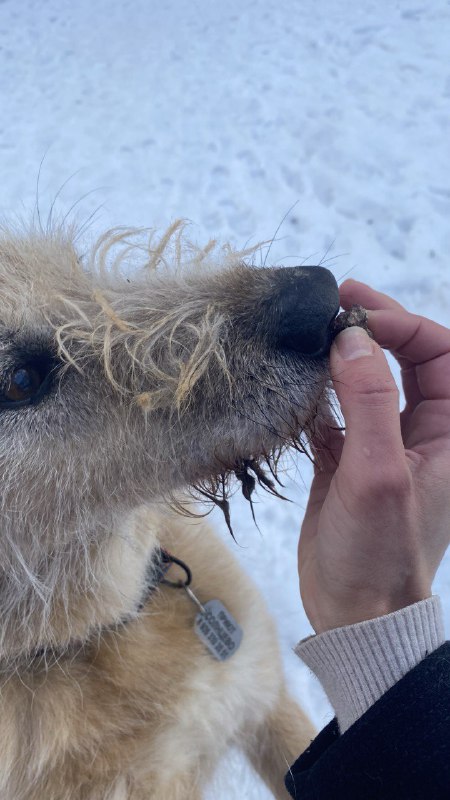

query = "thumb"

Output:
[[330, 326, 404, 479]]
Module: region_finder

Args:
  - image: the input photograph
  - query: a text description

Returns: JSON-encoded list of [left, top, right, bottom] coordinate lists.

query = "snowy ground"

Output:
[[1, 0, 449, 797]]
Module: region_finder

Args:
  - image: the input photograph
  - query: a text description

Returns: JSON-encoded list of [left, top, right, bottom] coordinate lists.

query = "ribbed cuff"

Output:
[[295, 596, 445, 733]]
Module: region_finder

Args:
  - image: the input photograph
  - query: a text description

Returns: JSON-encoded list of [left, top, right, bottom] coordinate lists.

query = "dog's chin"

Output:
[[187, 412, 318, 525]]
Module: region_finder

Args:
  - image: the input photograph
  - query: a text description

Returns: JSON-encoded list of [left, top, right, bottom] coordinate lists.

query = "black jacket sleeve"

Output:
[[285, 641, 450, 800]]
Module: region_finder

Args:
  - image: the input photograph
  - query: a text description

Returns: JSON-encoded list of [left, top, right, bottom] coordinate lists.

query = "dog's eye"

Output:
[[5, 367, 43, 402], [1, 356, 59, 409]]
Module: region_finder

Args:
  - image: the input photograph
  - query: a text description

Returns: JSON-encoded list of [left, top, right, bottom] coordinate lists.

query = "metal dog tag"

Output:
[[182, 587, 243, 661], [195, 599, 243, 661]]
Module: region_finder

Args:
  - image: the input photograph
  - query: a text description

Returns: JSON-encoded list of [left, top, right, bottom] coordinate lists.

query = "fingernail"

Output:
[[334, 326, 373, 360]]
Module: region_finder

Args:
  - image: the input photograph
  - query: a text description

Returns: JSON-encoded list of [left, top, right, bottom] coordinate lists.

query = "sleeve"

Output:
[[285, 641, 450, 800], [295, 596, 445, 732]]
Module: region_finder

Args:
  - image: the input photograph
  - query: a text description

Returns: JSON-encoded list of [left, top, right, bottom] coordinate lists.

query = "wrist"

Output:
[[308, 589, 433, 634]]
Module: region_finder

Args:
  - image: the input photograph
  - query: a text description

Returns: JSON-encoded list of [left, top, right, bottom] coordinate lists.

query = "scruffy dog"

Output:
[[0, 221, 340, 799]]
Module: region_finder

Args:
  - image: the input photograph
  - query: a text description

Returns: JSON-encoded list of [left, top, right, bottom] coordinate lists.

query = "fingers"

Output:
[[366, 309, 450, 366], [330, 326, 406, 483], [368, 310, 450, 404], [339, 279, 450, 402], [339, 278, 405, 313], [340, 278, 450, 364], [309, 421, 344, 474]]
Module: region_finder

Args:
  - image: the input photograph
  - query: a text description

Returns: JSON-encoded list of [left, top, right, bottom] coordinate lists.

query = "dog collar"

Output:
[[18, 548, 242, 670], [136, 547, 192, 610], [15, 548, 189, 670]]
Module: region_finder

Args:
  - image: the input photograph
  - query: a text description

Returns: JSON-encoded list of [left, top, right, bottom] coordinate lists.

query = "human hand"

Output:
[[298, 279, 450, 633]]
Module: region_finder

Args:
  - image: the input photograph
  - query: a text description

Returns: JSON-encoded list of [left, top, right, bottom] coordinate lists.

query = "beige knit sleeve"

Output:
[[295, 596, 445, 733]]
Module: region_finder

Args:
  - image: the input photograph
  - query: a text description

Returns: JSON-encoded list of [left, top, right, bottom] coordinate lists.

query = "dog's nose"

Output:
[[274, 266, 340, 357]]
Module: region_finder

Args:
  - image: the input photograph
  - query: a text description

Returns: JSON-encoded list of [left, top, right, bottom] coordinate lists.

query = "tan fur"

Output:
[[0, 223, 324, 798], [0, 510, 315, 799]]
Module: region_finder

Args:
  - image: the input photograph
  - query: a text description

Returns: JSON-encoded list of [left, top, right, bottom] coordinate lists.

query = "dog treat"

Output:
[[331, 304, 374, 338]]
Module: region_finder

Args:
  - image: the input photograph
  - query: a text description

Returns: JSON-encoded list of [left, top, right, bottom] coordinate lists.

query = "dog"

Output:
[[0, 220, 340, 799]]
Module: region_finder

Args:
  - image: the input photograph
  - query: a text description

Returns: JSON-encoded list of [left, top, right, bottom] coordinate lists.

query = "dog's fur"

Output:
[[0, 221, 331, 799]]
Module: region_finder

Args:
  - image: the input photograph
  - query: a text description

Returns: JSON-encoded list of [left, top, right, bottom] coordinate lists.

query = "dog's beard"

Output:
[[185, 383, 332, 538]]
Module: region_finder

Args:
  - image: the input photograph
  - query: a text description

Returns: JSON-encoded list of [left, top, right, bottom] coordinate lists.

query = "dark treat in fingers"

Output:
[[331, 304, 374, 339]]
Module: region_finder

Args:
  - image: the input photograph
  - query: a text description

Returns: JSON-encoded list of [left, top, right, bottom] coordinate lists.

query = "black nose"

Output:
[[274, 266, 340, 357]]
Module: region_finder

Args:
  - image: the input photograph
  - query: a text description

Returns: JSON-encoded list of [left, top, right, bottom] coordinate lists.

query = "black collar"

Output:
[[15, 548, 192, 672]]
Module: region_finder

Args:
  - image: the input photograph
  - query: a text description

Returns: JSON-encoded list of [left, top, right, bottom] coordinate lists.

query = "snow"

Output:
[[0, 0, 449, 796]]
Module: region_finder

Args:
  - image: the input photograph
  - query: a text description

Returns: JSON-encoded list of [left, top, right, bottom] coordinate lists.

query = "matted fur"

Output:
[[0, 222, 330, 799]]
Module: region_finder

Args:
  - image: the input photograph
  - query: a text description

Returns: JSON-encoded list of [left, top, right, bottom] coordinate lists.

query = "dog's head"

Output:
[[0, 221, 339, 657]]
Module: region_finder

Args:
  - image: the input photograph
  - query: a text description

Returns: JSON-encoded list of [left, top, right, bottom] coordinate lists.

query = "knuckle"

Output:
[[363, 465, 413, 504], [350, 374, 399, 402]]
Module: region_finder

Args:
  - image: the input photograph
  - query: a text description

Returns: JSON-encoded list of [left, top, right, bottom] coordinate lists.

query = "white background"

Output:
[[0, 1, 449, 796]]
